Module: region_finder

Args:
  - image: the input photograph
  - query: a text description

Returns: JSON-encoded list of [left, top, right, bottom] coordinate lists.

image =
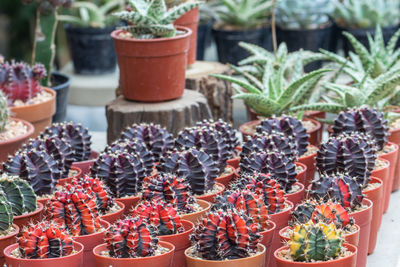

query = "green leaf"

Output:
[[238, 42, 272, 58], [148, 0, 167, 20], [342, 31, 373, 71], [127, 0, 150, 16], [229, 64, 263, 90], [113, 10, 157, 25], [212, 74, 262, 95], [387, 28, 400, 54], [161, 2, 201, 24], [366, 71, 400, 104], [233, 93, 281, 117], [290, 103, 347, 113], [58, 15, 87, 27]]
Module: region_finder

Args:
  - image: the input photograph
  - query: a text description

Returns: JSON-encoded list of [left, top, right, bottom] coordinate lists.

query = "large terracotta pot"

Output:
[[72, 150, 99, 175], [274, 243, 357, 267], [10, 87, 56, 137], [159, 220, 194, 267], [0, 224, 19, 266], [111, 27, 191, 102], [259, 221, 276, 267], [4, 241, 83, 267], [285, 182, 305, 208], [195, 182, 225, 203], [13, 202, 44, 230], [174, 8, 199, 66], [57, 166, 82, 186], [0, 118, 34, 163], [116, 195, 140, 215], [388, 127, 400, 191], [371, 159, 390, 216], [185, 244, 266, 267], [180, 199, 211, 223], [362, 177, 383, 255], [93, 241, 175, 267], [297, 146, 318, 187], [215, 165, 235, 186], [100, 201, 125, 224]]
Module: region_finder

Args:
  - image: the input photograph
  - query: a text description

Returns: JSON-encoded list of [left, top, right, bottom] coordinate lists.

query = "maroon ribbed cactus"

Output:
[[197, 119, 240, 152], [291, 200, 316, 224]]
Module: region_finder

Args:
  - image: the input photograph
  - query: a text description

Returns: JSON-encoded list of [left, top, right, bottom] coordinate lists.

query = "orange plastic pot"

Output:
[[111, 27, 191, 102], [72, 150, 99, 175], [93, 241, 175, 267], [274, 243, 357, 267], [215, 165, 235, 186], [297, 146, 318, 187], [159, 220, 194, 267], [72, 220, 110, 267], [259, 221, 276, 267], [362, 177, 383, 255], [227, 156, 240, 169], [285, 182, 305, 208], [269, 201, 294, 267], [185, 244, 266, 267], [304, 111, 325, 145], [37, 197, 49, 206], [0, 118, 34, 163], [239, 120, 259, 142], [4, 241, 83, 267], [371, 159, 390, 216], [349, 198, 372, 267], [100, 201, 125, 224], [57, 166, 82, 186], [13, 202, 44, 230], [0, 224, 19, 266], [116, 195, 140, 215], [174, 8, 199, 66], [377, 142, 398, 212], [304, 118, 322, 146], [10, 87, 56, 137], [195, 182, 225, 203], [388, 127, 400, 191], [180, 199, 211, 223]]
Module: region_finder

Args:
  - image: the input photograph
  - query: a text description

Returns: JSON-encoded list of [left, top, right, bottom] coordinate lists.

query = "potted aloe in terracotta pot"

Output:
[[111, 0, 200, 102]]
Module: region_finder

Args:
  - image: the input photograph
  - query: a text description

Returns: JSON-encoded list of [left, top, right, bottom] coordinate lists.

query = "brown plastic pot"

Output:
[[174, 8, 199, 66], [4, 241, 83, 267], [297, 146, 318, 187], [377, 142, 399, 212], [111, 27, 191, 102], [180, 199, 211, 223], [100, 201, 125, 224], [72, 219, 110, 267], [388, 127, 400, 191], [215, 165, 235, 186], [274, 243, 357, 267], [362, 177, 383, 255], [226, 146, 242, 169], [0, 224, 19, 266], [304, 111, 325, 143], [185, 243, 266, 267], [93, 241, 175, 267], [349, 198, 372, 267], [259, 221, 276, 267], [269, 200, 294, 267], [57, 166, 82, 186], [13, 202, 44, 230], [72, 150, 99, 175], [115, 195, 140, 215], [0, 118, 34, 163], [285, 182, 305, 208], [371, 159, 389, 218], [10, 87, 56, 137], [159, 220, 194, 267], [195, 182, 225, 203]]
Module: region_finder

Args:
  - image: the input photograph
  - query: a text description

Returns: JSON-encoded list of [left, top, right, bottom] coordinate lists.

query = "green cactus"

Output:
[[113, 0, 201, 39], [0, 191, 13, 231], [0, 91, 8, 133]]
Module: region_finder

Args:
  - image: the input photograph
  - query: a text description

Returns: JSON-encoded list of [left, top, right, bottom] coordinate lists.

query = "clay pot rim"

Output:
[[303, 117, 322, 134], [349, 198, 373, 216], [285, 182, 305, 197], [14, 202, 44, 220], [0, 224, 19, 241], [158, 219, 194, 239], [270, 200, 294, 216], [73, 150, 99, 165], [111, 26, 192, 42], [4, 241, 84, 262], [93, 241, 175, 261], [218, 165, 235, 178], [259, 220, 276, 235], [279, 224, 360, 240], [379, 142, 399, 157], [183, 199, 211, 217], [372, 158, 390, 172], [362, 176, 383, 194], [57, 166, 83, 185], [105, 200, 125, 215], [298, 145, 318, 160], [295, 162, 307, 176], [115, 194, 140, 202], [196, 182, 225, 199], [9, 87, 56, 112], [274, 243, 357, 264], [184, 243, 266, 263], [72, 219, 110, 240], [0, 118, 34, 146]]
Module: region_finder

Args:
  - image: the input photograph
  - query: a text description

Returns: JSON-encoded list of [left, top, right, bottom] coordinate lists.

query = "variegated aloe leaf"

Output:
[[232, 93, 281, 117]]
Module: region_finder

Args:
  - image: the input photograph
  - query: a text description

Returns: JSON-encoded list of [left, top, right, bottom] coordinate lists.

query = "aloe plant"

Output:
[[113, 0, 201, 39]]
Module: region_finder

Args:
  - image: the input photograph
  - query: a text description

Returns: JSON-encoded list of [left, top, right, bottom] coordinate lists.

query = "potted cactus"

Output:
[[59, 0, 124, 74], [93, 217, 175, 266], [0, 190, 19, 266], [4, 221, 83, 267], [0, 59, 55, 137], [111, 0, 200, 102]]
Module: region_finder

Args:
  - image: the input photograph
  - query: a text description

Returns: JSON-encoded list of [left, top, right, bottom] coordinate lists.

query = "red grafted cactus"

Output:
[[105, 217, 158, 258], [312, 202, 353, 228], [18, 221, 73, 259]]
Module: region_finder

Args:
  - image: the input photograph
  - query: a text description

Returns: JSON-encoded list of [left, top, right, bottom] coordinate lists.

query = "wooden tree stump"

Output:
[[106, 89, 212, 143], [185, 61, 233, 123]]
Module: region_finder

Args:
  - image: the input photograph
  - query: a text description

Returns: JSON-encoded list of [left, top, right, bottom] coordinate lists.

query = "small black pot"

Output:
[[212, 26, 272, 65], [197, 20, 213, 60], [65, 25, 117, 75], [51, 72, 70, 123]]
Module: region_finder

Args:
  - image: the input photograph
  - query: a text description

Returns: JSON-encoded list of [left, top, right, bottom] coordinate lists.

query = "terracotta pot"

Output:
[[0, 224, 19, 266], [0, 118, 34, 163], [362, 177, 383, 255], [285, 182, 305, 208], [4, 241, 83, 267], [297, 146, 318, 187], [100, 201, 125, 224], [72, 150, 99, 175], [13, 202, 44, 230], [180, 199, 211, 223], [269, 201, 294, 267], [174, 8, 199, 66], [388, 127, 400, 191], [159, 220, 194, 267], [274, 243, 357, 267], [37, 197, 49, 206], [377, 142, 399, 212], [371, 159, 390, 216], [115, 195, 140, 215], [259, 221, 276, 267], [215, 165, 235, 187], [111, 27, 191, 102], [57, 166, 82, 186], [304, 111, 325, 144], [226, 156, 240, 169], [10, 87, 56, 137], [72, 220, 110, 267], [93, 241, 175, 267], [185, 243, 266, 267], [239, 120, 259, 142], [195, 182, 225, 203], [349, 198, 373, 267]]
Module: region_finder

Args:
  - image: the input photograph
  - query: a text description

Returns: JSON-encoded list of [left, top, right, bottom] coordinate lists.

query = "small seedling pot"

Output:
[[215, 165, 235, 186], [180, 199, 211, 223], [0, 224, 19, 266], [100, 201, 125, 224], [297, 146, 318, 187], [57, 166, 82, 186], [195, 182, 225, 203], [13, 202, 44, 230], [377, 142, 398, 212], [72, 150, 100, 175]]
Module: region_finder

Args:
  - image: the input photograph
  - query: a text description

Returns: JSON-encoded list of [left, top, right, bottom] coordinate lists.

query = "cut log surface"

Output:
[[106, 89, 212, 143]]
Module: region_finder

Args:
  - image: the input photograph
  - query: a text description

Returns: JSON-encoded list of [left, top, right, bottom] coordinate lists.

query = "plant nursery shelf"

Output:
[[106, 89, 212, 143]]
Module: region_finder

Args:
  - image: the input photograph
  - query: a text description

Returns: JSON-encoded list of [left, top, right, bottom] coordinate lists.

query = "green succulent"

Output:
[[0, 191, 13, 232], [0, 91, 8, 133], [333, 0, 400, 28], [113, 0, 201, 39]]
